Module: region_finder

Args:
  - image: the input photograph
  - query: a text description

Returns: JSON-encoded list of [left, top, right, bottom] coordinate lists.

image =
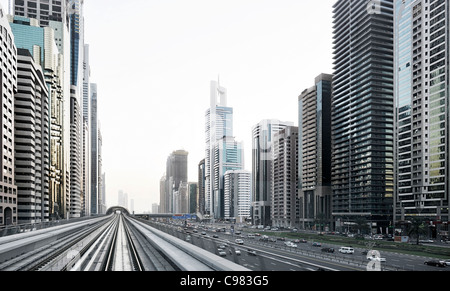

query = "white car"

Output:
[[367, 256, 386, 262], [235, 239, 244, 245]]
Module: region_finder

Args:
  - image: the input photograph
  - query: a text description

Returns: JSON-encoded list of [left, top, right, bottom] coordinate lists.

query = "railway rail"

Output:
[[0, 213, 248, 271]]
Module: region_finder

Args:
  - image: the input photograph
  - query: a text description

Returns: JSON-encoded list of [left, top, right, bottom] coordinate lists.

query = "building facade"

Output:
[[394, 0, 449, 238], [0, 5, 18, 226], [252, 119, 294, 227], [272, 126, 299, 228], [332, 0, 395, 233], [224, 170, 251, 222], [298, 74, 333, 230], [205, 80, 235, 219], [14, 48, 50, 224]]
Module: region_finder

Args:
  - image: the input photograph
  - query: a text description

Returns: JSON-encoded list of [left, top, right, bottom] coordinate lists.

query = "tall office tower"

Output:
[[68, 0, 84, 218], [81, 43, 90, 216], [272, 126, 299, 228], [14, 48, 50, 224], [224, 170, 251, 222], [159, 175, 167, 213], [298, 74, 333, 230], [252, 119, 294, 227], [197, 159, 206, 216], [90, 83, 98, 214], [205, 80, 233, 218], [0, 5, 18, 226], [188, 182, 198, 214], [212, 136, 244, 218], [332, 0, 394, 233], [165, 150, 188, 213], [97, 126, 103, 214], [394, 0, 449, 234]]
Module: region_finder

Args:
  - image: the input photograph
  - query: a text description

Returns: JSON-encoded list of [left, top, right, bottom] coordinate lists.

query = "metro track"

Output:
[[0, 213, 248, 271]]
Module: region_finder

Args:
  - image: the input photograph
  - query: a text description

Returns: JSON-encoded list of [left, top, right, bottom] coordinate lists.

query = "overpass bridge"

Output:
[[106, 206, 200, 221]]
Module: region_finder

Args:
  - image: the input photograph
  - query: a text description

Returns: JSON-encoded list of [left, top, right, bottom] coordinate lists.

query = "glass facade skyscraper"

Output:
[[298, 74, 333, 230], [332, 0, 394, 232], [394, 0, 449, 235]]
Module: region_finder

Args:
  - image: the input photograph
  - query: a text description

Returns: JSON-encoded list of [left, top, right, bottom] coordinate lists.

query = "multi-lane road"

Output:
[[150, 221, 450, 272]]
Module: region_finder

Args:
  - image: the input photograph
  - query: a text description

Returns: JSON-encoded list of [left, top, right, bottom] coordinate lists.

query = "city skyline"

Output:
[[0, 0, 335, 213]]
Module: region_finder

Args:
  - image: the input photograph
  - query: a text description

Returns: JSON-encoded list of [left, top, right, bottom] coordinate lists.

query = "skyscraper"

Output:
[[252, 119, 294, 227], [212, 136, 244, 218], [0, 4, 18, 226], [205, 80, 234, 219], [13, 0, 79, 219], [332, 0, 394, 232], [272, 126, 299, 228], [90, 83, 98, 214], [14, 48, 50, 224], [298, 74, 333, 230], [164, 150, 188, 213], [394, 0, 449, 235]]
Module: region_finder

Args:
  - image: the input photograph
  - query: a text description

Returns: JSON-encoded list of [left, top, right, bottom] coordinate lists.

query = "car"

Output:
[[367, 256, 386, 262], [235, 249, 241, 255], [213, 234, 219, 238], [424, 260, 446, 267], [312, 242, 322, 247], [235, 239, 244, 245], [321, 247, 335, 253], [339, 247, 354, 254], [247, 249, 257, 256], [218, 250, 227, 257], [201, 231, 206, 235]]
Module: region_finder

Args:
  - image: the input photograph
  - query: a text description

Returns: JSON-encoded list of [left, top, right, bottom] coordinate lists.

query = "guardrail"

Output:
[[129, 217, 250, 272]]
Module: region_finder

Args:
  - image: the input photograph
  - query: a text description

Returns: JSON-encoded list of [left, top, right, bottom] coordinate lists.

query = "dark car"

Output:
[[321, 247, 335, 253], [424, 260, 446, 267]]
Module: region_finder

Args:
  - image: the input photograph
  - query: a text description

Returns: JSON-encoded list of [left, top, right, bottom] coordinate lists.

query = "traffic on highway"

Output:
[[149, 220, 450, 272]]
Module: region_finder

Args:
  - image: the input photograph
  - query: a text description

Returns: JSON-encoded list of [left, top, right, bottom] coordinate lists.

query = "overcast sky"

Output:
[[1, 0, 335, 213]]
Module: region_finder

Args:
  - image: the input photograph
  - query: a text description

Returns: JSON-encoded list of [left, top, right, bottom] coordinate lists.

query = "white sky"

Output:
[[1, 0, 335, 213]]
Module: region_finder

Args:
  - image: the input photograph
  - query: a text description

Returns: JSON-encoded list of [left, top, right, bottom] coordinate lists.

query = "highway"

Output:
[[149, 220, 450, 272]]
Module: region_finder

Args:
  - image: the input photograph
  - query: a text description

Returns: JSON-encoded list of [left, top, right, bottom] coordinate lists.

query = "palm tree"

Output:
[[406, 217, 427, 245], [354, 217, 370, 235]]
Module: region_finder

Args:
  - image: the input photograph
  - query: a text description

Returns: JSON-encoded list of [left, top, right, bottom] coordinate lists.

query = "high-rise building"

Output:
[[205, 80, 234, 219], [14, 48, 50, 224], [13, 0, 79, 220], [82, 43, 90, 216], [332, 0, 394, 232], [224, 170, 251, 222], [164, 150, 188, 213], [252, 119, 294, 227], [188, 182, 198, 214], [212, 136, 244, 218], [0, 4, 18, 226], [197, 159, 206, 216], [298, 74, 333, 230], [272, 126, 299, 228], [394, 0, 449, 235], [90, 83, 98, 214]]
